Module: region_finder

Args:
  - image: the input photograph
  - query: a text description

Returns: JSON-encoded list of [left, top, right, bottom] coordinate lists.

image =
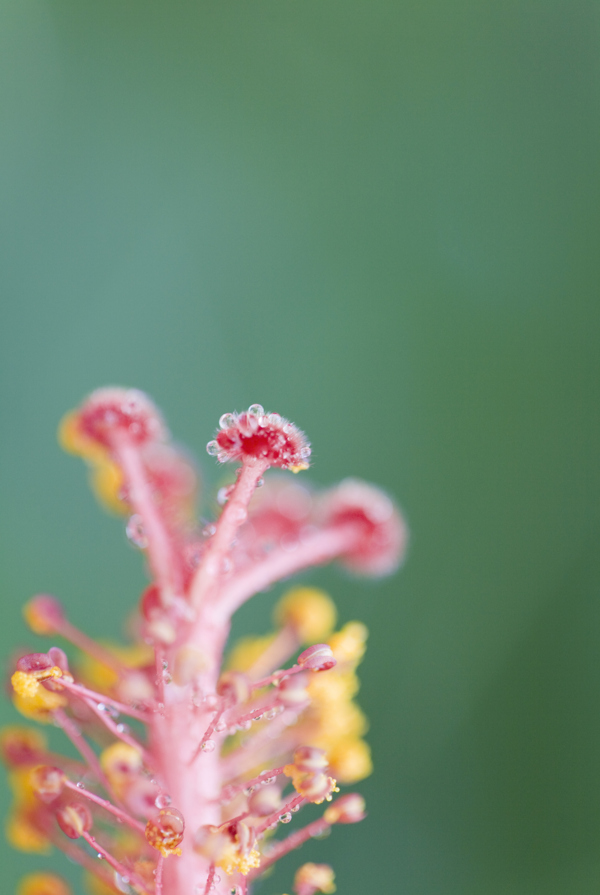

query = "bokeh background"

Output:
[[1, 1, 600, 893]]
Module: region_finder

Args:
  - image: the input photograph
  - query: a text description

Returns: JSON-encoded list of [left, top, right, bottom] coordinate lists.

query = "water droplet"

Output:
[[201, 739, 215, 753], [279, 812, 292, 823], [213, 873, 221, 883], [230, 506, 247, 524], [265, 709, 278, 721], [300, 446, 312, 460], [262, 776, 276, 785], [240, 720, 252, 731], [126, 514, 148, 549], [215, 719, 227, 732], [253, 714, 263, 721], [291, 804, 300, 813], [97, 702, 107, 713], [202, 523, 217, 538], [155, 793, 172, 809], [97, 852, 104, 859], [257, 477, 264, 487], [217, 486, 231, 506], [76, 781, 85, 789], [231, 887, 242, 895], [247, 404, 264, 417], [219, 413, 236, 429], [206, 440, 220, 457], [116, 723, 130, 735]]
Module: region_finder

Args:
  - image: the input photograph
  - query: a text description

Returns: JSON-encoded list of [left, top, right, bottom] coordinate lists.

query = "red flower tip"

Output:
[[76, 387, 166, 449], [207, 405, 311, 470], [297, 644, 336, 672], [55, 803, 92, 839], [16, 653, 54, 675], [320, 478, 408, 577]]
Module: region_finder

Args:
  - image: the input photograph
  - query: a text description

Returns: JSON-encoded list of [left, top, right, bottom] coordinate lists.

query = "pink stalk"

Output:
[[64, 779, 147, 834], [81, 695, 153, 766], [220, 521, 363, 615], [54, 708, 115, 799], [188, 707, 225, 765], [251, 663, 305, 691], [250, 816, 331, 877], [221, 765, 287, 802], [58, 618, 129, 673], [189, 459, 269, 609], [57, 678, 151, 721], [81, 831, 151, 895], [203, 864, 216, 895], [155, 854, 164, 895], [115, 440, 180, 598], [255, 793, 306, 837], [154, 645, 166, 708], [245, 626, 299, 681]]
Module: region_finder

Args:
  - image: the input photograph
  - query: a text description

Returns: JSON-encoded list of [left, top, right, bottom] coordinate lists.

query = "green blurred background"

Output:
[[1, 1, 600, 892]]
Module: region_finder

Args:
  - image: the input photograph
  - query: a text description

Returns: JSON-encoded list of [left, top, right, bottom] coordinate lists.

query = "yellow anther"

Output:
[[289, 463, 309, 473], [12, 686, 66, 723], [6, 812, 51, 854], [294, 863, 336, 894], [328, 622, 368, 664], [11, 668, 63, 701], [89, 459, 127, 515], [59, 411, 128, 515], [100, 742, 143, 795], [217, 847, 261, 876], [17, 872, 72, 895], [274, 587, 337, 643], [326, 738, 373, 784], [11, 672, 41, 699]]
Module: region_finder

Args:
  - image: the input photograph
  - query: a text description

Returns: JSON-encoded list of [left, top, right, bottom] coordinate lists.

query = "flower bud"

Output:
[[293, 746, 328, 773], [295, 772, 337, 804], [193, 824, 230, 862], [30, 765, 66, 803], [323, 793, 366, 824], [294, 863, 336, 895], [277, 673, 310, 706], [55, 803, 92, 839], [248, 784, 282, 817], [297, 644, 336, 672], [0, 727, 46, 767], [47, 648, 70, 675], [23, 595, 65, 636], [217, 671, 250, 705]]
